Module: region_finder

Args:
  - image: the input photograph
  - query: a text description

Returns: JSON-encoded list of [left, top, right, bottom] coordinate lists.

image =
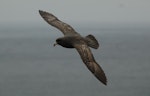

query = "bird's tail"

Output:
[[85, 34, 99, 49]]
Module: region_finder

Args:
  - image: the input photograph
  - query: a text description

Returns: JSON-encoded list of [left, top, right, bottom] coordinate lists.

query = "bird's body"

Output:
[[39, 10, 107, 85], [56, 35, 82, 48]]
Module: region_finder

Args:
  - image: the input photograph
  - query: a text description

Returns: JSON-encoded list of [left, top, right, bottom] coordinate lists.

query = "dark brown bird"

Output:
[[39, 10, 107, 85]]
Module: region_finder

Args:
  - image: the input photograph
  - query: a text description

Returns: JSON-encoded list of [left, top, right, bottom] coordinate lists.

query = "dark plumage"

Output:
[[39, 10, 107, 85]]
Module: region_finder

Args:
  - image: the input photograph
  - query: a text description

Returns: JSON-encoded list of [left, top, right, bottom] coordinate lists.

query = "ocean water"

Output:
[[0, 25, 150, 96]]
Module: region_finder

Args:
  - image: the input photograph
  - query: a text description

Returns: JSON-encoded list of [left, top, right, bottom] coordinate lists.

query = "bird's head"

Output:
[[53, 38, 63, 47]]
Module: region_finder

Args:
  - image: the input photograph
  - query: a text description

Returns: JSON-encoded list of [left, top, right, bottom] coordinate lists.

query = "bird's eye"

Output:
[[56, 39, 61, 42]]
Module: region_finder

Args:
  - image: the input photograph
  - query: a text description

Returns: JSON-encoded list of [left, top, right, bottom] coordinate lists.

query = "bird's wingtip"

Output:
[[39, 10, 47, 17], [100, 78, 107, 86], [39, 10, 43, 14], [103, 76, 107, 86], [103, 81, 107, 86]]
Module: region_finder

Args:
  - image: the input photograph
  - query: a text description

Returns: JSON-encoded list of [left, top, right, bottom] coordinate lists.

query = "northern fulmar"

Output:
[[39, 10, 107, 85]]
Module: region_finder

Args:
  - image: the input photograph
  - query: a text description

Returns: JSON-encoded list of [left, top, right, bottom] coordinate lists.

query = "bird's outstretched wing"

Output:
[[74, 43, 107, 85], [39, 10, 78, 35]]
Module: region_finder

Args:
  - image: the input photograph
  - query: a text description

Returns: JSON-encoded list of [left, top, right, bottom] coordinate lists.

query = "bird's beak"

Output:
[[53, 42, 58, 47]]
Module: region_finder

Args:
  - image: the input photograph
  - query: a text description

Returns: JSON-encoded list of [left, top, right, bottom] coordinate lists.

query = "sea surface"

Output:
[[0, 25, 150, 96]]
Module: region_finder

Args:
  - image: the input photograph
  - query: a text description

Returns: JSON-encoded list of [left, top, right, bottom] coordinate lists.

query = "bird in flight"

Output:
[[39, 10, 107, 85]]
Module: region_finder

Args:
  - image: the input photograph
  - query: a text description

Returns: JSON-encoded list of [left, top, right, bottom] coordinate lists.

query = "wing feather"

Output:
[[39, 10, 78, 35], [74, 44, 107, 85]]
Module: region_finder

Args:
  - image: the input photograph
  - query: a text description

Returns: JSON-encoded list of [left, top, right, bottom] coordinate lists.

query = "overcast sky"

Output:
[[0, 0, 150, 25]]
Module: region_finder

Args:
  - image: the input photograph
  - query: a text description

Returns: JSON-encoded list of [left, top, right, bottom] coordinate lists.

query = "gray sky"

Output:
[[0, 0, 150, 25]]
